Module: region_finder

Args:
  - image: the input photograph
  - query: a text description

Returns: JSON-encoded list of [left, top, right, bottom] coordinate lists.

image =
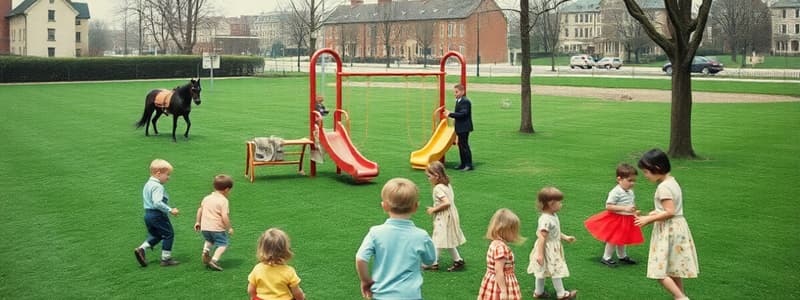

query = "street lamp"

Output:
[[477, 11, 481, 77]]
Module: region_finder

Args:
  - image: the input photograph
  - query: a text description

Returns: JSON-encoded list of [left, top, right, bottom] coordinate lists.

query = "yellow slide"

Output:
[[410, 119, 457, 170]]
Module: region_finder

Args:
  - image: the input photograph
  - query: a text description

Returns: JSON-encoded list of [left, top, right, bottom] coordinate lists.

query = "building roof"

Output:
[[560, 0, 601, 13], [772, 0, 800, 8], [325, 0, 484, 24], [71, 2, 90, 19], [6, 0, 90, 19]]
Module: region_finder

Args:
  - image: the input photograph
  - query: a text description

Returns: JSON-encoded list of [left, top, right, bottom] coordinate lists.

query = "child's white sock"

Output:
[[447, 248, 463, 262], [616, 245, 627, 258], [139, 242, 151, 250], [534, 278, 546, 295], [161, 250, 171, 260], [603, 243, 614, 260], [553, 278, 566, 297]]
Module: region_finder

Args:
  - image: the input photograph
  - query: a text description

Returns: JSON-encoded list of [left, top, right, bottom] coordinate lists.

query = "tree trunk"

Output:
[[519, 0, 534, 133], [550, 51, 556, 72], [730, 39, 738, 62], [668, 60, 696, 158]]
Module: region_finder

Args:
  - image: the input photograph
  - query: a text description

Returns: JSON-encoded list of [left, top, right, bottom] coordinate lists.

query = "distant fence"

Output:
[[0, 55, 264, 83]]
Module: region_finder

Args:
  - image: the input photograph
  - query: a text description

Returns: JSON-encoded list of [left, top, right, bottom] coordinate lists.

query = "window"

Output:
[[75, 20, 81, 25], [783, 9, 787, 18], [782, 24, 787, 33], [48, 47, 55, 57], [796, 24, 800, 33], [76, 48, 81, 57], [565, 28, 569, 37], [797, 9, 799, 18], [48, 29, 55, 41], [49, 0, 54, 3], [48, 10, 55, 21], [574, 14, 578, 22], [460, 23, 464, 37], [575, 28, 578, 37], [76, 32, 81, 43]]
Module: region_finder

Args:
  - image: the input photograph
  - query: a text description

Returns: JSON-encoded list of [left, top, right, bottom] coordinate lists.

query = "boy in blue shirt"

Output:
[[134, 159, 181, 267], [356, 178, 436, 300]]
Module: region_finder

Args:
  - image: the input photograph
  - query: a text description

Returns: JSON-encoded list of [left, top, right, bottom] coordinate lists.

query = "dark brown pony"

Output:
[[135, 79, 202, 142]]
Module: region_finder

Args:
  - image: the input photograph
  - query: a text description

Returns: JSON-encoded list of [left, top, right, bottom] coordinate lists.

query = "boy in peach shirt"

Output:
[[194, 174, 234, 271]]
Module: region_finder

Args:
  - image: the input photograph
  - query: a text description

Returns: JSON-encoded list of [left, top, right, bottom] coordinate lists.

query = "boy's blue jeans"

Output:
[[144, 209, 174, 251]]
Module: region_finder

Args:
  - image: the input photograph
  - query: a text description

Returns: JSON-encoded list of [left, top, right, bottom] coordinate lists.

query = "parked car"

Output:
[[662, 56, 724, 75], [595, 57, 623, 69], [569, 55, 594, 69]]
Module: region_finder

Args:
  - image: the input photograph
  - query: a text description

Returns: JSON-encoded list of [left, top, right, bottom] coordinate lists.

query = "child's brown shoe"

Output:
[[134, 248, 147, 267], [447, 260, 465, 272], [202, 251, 211, 265], [533, 291, 551, 299], [557, 290, 577, 300], [160, 258, 180, 267]]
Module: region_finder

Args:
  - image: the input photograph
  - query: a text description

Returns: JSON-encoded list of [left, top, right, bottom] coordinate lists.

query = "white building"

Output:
[[7, 0, 90, 57]]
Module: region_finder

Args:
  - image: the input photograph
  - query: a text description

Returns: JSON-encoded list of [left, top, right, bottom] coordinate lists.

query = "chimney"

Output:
[[0, 0, 10, 54], [378, 0, 392, 4], [351, 0, 364, 5]]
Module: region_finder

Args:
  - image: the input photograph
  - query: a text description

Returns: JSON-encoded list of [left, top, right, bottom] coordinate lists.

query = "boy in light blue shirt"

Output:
[[356, 178, 436, 300]]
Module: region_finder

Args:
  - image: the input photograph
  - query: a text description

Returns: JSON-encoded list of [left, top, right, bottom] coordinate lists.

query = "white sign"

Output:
[[202, 52, 220, 69]]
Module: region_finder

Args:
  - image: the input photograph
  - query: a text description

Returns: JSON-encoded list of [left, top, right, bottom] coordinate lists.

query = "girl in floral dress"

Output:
[[634, 149, 698, 300], [527, 187, 577, 300], [423, 161, 467, 272], [477, 209, 523, 300]]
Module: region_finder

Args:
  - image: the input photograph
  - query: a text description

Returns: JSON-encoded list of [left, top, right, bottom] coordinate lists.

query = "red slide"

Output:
[[315, 121, 379, 182]]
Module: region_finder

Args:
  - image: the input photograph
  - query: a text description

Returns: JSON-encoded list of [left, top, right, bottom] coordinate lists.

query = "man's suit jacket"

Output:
[[449, 96, 473, 134]]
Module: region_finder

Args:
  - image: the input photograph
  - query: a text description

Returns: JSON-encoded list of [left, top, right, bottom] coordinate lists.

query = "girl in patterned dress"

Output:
[[527, 187, 577, 300], [423, 161, 467, 272], [478, 209, 523, 300], [634, 149, 698, 300]]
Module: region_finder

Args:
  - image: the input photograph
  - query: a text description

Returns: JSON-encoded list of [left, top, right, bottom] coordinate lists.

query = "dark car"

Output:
[[662, 56, 724, 75]]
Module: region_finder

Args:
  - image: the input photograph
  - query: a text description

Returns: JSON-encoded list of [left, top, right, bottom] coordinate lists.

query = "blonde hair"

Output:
[[149, 159, 173, 175], [256, 228, 293, 265], [381, 178, 419, 214], [536, 186, 564, 212], [485, 208, 523, 243], [425, 161, 450, 185]]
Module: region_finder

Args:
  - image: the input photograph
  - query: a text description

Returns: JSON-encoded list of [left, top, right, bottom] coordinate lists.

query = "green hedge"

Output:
[[0, 55, 264, 83]]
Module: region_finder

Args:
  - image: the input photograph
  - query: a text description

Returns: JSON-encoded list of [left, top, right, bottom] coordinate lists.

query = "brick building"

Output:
[[1, 0, 10, 54], [324, 0, 508, 64]]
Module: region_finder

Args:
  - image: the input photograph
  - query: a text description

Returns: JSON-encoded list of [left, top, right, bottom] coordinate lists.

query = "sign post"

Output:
[[202, 52, 220, 90]]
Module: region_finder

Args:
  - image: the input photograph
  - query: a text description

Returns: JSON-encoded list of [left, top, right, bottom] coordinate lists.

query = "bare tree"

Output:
[[88, 20, 113, 56], [286, 12, 308, 72], [415, 21, 436, 67], [517, 0, 570, 133], [339, 24, 360, 66], [622, 0, 712, 158], [604, 1, 656, 63], [143, 0, 210, 54], [377, 1, 404, 67], [532, 0, 562, 71], [286, 0, 332, 56], [712, 0, 771, 66]]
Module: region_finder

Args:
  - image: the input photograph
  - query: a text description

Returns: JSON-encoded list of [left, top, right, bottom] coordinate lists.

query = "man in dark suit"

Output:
[[444, 84, 473, 171]]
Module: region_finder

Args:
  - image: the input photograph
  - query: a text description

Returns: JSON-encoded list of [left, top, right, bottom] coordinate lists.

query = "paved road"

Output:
[[264, 58, 800, 83]]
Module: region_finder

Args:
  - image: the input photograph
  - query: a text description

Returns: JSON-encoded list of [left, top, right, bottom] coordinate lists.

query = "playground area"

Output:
[[0, 59, 798, 298]]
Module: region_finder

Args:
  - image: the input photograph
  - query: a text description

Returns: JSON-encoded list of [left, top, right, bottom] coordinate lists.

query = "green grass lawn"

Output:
[[1, 77, 798, 299], [532, 54, 800, 69]]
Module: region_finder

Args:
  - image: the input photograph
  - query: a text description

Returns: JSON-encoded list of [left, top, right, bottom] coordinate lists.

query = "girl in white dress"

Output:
[[635, 149, 699, 300], [527, 187, 577, 300], [423, 161, 467, 272]]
